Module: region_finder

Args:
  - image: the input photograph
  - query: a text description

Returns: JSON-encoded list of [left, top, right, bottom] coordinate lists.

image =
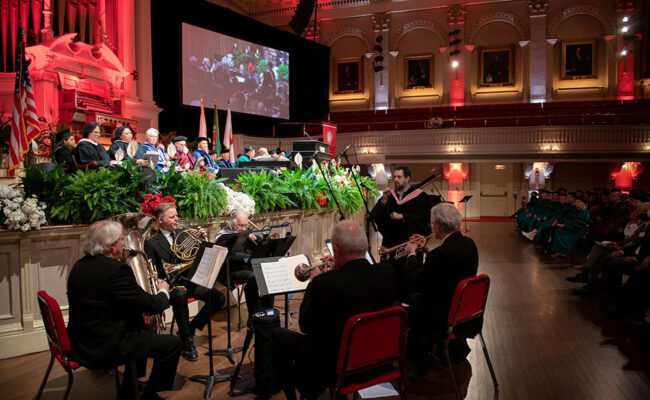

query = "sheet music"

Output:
[[260, 260, 295, 294], [358, 382, 399, 398], [191, 245, 228, 288]]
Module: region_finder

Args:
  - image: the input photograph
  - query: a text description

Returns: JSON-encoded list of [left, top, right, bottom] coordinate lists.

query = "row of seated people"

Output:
[[514, 187, 650, 326], [52, 122, 290, 175], [65, 202, 475, 399]]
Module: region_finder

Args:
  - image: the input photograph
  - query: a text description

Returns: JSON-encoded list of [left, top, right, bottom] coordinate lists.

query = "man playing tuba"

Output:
[[145, 202, 226, 362]]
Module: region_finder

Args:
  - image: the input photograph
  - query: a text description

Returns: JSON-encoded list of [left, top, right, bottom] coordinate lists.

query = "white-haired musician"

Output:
[[67, 220, 180, 400]]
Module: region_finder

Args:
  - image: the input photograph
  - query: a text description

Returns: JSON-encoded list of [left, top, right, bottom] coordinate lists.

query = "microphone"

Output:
[[338, 144, 352, 157]]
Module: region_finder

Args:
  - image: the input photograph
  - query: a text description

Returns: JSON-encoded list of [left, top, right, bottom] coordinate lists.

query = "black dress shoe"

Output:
[[181, 337, 198, 362]]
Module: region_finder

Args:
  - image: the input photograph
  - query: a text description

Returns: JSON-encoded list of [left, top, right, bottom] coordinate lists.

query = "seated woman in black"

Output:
[[108, 125, 148, 166], [52, 129, 77, 173], [73, 122, 112, 167]]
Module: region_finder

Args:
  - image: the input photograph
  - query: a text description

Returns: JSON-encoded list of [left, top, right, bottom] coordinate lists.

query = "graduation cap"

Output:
[[220, 147, 230, 154], [195, 137, 211, 145], [173, 135, 188, 143], [539, 189, 550, 194], [56, 129, 72, 143]]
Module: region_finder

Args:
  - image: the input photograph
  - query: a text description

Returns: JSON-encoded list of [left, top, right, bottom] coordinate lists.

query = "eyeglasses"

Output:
[[236, 223, 248, 229]]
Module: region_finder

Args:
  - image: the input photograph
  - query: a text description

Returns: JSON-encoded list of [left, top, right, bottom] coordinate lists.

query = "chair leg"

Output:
[[63, 368, 74, 400], [478, 332, 499, 390], [35, 354, 55, 399], [398, 360, 407, 400], [236, 285, 242, 330], [445, 344, 462, 400]]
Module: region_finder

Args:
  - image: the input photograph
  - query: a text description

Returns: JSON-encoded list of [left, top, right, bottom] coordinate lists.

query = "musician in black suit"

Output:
[[67, 220, 180, 400], [272, 221, 398, 400], [74, 122, 112, 167], [144, 202, 226, 362], [404, 203, 479, 374]]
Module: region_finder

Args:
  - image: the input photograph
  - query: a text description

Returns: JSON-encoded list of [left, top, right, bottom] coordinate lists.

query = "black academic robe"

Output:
[[74, 139, 111, 166], [53, 146, 76, 172], [370, 186, 431, 248], [109, 140, 146, 163], [66, 254, 170, 367]]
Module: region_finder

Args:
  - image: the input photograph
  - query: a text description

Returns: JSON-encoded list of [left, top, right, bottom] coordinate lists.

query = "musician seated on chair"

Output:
[[403, 203, 478, 376], [272, 221, 398, 400], [67, 220, 181, 400], [214, 210, 275, 316], [145, 202, 226, 362]]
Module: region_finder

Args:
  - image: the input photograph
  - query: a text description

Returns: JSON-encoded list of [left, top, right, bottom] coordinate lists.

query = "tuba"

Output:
[[111, 213, 165, 333]]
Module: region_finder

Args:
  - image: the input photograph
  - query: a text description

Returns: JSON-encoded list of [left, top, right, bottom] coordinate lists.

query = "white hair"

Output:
[[84, 220, 123, 256], [331, 221, 368, 256], [229, 210, 249, 230], [257, 147, 269, 156], [430, 203, 462, 233], [145, 128, 159, 137]]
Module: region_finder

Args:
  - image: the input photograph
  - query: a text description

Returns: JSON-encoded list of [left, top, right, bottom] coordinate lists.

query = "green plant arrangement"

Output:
[[50, 162, 145, 224], [233, 169, 295, 213], [21, 164, 69, 218], [276, 64, 289, 81], [276, 168, 321, 211], [312, 160, 379, 215], [175, 172, 227, 220]]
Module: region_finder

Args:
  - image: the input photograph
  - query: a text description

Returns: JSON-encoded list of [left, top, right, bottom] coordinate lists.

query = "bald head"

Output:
[[331, 221, 368, 265]]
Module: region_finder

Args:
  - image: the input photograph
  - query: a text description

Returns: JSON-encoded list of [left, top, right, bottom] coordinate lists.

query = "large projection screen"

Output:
[[181, 23, 290, 119]]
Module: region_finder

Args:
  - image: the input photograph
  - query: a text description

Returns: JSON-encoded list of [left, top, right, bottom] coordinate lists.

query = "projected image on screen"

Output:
[[182, 23, 290, 119]]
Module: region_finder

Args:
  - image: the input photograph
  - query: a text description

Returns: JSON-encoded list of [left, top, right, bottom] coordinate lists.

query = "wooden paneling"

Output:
[[0, 243, 20, 327]]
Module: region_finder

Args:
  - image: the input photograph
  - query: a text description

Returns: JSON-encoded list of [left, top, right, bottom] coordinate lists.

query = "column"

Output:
[[448, 5, 466, 106], [527, 0, 549, 103], [372, 13, 390, 110], [615, 1, 637, 100]]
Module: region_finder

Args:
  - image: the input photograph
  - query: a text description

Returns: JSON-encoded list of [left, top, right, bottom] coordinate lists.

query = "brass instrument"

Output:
[[162, 226, 207, 283], [111, 213, 165, 333], [294, 261, 332, 282], [379, 233, 436, 260]]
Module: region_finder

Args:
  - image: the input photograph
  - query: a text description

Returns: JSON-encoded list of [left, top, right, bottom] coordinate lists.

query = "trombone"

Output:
[[379, 233, 436, 260]]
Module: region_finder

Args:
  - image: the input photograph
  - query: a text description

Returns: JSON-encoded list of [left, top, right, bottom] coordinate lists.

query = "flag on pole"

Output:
[[9, 34, 40, 177], [223, 105, 234, 161], [198, 98, 207, 138], [212, 101, 221, 154]]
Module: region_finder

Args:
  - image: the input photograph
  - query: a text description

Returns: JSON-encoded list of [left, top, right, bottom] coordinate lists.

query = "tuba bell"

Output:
[[111, 213, 165, 333]]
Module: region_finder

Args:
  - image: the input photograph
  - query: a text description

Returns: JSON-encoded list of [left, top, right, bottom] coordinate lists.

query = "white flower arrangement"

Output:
[[218, 183, 256, 216], [0, 184, 47, 232]]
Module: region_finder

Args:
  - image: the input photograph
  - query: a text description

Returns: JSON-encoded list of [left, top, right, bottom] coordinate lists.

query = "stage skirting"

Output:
[[0, 209, 365, 359]]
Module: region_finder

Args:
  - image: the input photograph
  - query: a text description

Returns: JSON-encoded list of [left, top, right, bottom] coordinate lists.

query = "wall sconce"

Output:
[[369, 149, 376, 154], [362, 149, 368, 154], [448, 146, 463, 152], [551, 145, 559, 151], [542, 145, 559, 151]]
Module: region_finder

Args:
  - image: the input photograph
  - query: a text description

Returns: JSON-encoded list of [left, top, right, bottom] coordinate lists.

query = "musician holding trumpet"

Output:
[[145, 202, 226, 362]]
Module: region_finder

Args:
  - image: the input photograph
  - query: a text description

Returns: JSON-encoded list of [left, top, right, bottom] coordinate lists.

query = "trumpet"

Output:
[[294, 261, 332, 282], [379, 233, 436, 260]]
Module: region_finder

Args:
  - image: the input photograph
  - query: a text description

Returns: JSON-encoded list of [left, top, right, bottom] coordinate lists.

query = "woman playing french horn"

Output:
[[144, 202, 226, 362]]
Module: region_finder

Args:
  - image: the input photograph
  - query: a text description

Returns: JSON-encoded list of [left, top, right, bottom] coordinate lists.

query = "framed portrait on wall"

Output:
[[404, 55, 434, 89], [479, 47, 514, 87], [334, 57, 363, 94], [562, 40, 597, 80]]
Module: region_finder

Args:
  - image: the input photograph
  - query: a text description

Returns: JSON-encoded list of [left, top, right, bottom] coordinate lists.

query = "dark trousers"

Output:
[[169, 279, 226, 340], [231, 269, 274, 315], [117, 331, 181, 398], [601, 258, 640, 298]]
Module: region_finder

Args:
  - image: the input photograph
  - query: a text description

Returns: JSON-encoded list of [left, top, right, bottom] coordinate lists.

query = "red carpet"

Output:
[[463, 216, 514, 223]]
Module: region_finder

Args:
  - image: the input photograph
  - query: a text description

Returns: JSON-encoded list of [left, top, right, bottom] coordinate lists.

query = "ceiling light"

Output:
[[451, 60, 459, 68]]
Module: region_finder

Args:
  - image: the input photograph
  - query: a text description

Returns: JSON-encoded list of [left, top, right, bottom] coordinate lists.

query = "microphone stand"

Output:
[[316, 158, 345, 221], [340, 148, 378, 247]]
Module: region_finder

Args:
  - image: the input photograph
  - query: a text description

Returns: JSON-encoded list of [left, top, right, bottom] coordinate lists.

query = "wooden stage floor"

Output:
[[2, 221, 650, 399]]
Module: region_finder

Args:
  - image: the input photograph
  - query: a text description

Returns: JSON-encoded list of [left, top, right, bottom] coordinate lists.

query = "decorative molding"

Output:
[[372, 13, 391, 32], [467, 12, 530, 44], [547, 4, 615, 38], [547, 38, 558, 45], [527, 0, 549, 16], [324, 26, 373, 52], [391, 19, 447, 51], [519, 41, 530, 47]]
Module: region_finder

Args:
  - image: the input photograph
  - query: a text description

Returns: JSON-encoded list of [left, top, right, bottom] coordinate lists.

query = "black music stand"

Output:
[[187, 242, 230, 399], [459, 195, 473, 233], [210, 232, 249, 365]]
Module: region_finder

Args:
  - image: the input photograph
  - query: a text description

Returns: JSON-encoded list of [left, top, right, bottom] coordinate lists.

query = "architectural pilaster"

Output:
[[372, 13, 390, 110], [527, 0, 548, 102], [615, 0, 637, 100], [448, 5, 466, 106]]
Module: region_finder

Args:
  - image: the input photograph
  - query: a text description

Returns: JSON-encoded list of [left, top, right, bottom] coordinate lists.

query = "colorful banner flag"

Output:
[[9, 35, 40, 177], [322, 122, 337, 159], [198, 98, 207, 138], [212, 102, 221, 154]]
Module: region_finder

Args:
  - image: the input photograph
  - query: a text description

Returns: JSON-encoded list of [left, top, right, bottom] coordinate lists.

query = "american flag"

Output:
[[9, 41, 40, 177]]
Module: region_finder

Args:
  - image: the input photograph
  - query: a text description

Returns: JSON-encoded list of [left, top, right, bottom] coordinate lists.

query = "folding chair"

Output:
[[443, 274, 498, 400], [331, 305, 408, 400]]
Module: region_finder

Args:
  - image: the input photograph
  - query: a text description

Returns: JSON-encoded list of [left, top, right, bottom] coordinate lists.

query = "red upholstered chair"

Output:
[[444, 274, 498, 400], [331, 305, 408, 400], [36, 290, 139, 400]]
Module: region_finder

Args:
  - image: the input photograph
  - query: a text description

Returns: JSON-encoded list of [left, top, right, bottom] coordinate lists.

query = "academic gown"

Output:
[[192, 149, 218, 172], [109, 140, 146, 163], [53, 146, 76, 172], [370, 186, 431, 248], [141, 142, 167, 170], [74, 139, 111, 166], [552, 209, 590, 255]]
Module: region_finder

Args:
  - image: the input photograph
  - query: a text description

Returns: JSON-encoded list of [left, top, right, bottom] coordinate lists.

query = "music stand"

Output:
[[459, 195, 473, 233], [187, 242, 230, 399], [210, 232, 249, 365]]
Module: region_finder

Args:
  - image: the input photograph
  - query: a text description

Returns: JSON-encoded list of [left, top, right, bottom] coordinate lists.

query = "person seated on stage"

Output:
[[253, 147, 273, 161], [236, 145, 255, 167], [141, 128, 171, 170], [403, 203, 478, 377], [191, 137, 218, 173], [52, 129, 77, 173], [170, 136, 196, 170], [74, 122, 113, 167], [272, 221, 397, 400], [108, 125, 149, 166], [144, 202, 226, 362], [216, 148, 234, 168], [67, 220, 180, 400], [214, 210, 275, 315]]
